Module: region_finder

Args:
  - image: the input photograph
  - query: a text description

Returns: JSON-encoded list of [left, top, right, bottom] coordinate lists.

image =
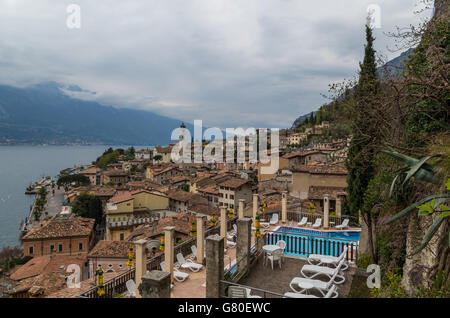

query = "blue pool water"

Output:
[[276, 227, 360, 241], [266, 227, 360, 259]]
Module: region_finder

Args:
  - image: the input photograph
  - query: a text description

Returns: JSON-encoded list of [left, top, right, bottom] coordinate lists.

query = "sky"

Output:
[[0, 0, 434, 129]]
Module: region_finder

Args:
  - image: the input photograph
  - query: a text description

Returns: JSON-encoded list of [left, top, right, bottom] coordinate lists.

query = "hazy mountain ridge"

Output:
[[0, 82, 192, 145], [292, 48, 414, 128]]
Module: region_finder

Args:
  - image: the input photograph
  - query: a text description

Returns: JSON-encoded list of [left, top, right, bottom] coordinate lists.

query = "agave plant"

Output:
[[381, 146, 441, 197], [382, 147, 449, 255]]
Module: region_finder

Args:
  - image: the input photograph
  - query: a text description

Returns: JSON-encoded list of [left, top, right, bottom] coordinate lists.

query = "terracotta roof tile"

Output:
[[87, 240, 131, 259], [22, 217, 95, 240], [219, 178, 249, 189], [166, 189, 195, 202], [108, 191, 133, 204]]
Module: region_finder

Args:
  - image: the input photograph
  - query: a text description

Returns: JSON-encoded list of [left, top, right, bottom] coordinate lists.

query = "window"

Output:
[[58, 244, 63, 252], [29, 246, 34, 254], [78, 242, 83, 251], [120, 233, 124, 241], [50, 244, 55, 253]]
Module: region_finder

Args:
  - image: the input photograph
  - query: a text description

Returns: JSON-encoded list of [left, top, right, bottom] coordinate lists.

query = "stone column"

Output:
[[138, 270, 171, 298], [236, 218, 252, 274], [134, 239, 148, 298], [252, 193, 258, 223], [281, 191, 287, 224], [220, 207, 227, 238], [205, 234, 225, 298], [323, 194, 329, 229], [336, 196, 342, 217], [196, 215, 206, 264], [238, 199, 245, 219], [164, 226, 175, 282]]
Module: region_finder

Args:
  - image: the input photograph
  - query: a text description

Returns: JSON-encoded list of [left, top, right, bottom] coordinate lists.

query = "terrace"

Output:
[[77, 203, 361, 299]]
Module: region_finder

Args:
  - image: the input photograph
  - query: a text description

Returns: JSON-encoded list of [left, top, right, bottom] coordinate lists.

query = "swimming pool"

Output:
[[266, 226, 360, 260], [276, 227, 360, 241]]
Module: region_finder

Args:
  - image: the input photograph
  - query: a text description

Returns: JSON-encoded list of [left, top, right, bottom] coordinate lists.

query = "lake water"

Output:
[[0, 145, 150, 249]]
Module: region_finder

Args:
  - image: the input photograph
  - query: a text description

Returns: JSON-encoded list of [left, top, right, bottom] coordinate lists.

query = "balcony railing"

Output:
[[265, 229, 358, 262], [77, 253, 164, 298], [78, 216, 239, 298], [286, 211, 360, 227]]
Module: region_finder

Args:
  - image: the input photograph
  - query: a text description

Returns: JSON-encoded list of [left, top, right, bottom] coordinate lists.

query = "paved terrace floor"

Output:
[[171, 238, 239, 298], [238, 255, 356, 298], [170, 221, 360, 298]]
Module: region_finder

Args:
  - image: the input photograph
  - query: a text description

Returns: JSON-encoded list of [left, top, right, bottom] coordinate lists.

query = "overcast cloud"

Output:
[[0, 0, 433, 128]]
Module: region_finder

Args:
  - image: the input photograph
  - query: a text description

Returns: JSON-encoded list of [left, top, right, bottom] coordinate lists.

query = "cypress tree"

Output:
[[345, 21, 380, 218]]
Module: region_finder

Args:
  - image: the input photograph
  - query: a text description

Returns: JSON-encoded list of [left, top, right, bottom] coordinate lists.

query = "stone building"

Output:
[[22, 216, 95, 257]]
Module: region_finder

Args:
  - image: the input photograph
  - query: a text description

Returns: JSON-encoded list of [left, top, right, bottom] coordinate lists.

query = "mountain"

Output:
[[291, 111, 316, 129], [0, 82, 193, 145], [291, 48, 414, 128]]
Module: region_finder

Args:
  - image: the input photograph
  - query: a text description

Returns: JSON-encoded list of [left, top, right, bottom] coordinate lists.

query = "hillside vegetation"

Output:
[[306, 5, 449, 296]]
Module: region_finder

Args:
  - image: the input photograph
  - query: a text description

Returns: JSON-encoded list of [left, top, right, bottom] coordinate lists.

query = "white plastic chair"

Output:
[[267, 248, 283, 270], [312, 218, 322, 229], [269, 213, 279, 225], [276, 240, 286, 263], [176, 253, 203, 272]]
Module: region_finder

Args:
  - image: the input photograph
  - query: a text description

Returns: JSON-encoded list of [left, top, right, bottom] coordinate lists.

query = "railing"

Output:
[[174, 236, 197, 258], [78, 267, 135, 298], [77, 253, 164, 298], [286, 211, 359, 227], [220, 280, 285, 298], [204, 216, 238, 237], [224, 236, 264, 283], [78, 217, 239, 298], [265, 229, 358, 262]]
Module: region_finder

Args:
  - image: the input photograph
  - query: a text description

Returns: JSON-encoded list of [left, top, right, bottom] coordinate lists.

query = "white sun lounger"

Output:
[[260, 222, 270, 228], [289, 262, 343, 296], [312, 218, 322, 228], [300, 258, 346, 284], [245, 288, 262, 298], [125, 279, 136, 297], [284, 284, 337, 298], [335, 218, 349, 230], [176, 253, 203, 272], [227, 224, 238, 240], [308, 246, 349, 270], [160, 261, 190, 282], [297, 217, 308, 227]]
